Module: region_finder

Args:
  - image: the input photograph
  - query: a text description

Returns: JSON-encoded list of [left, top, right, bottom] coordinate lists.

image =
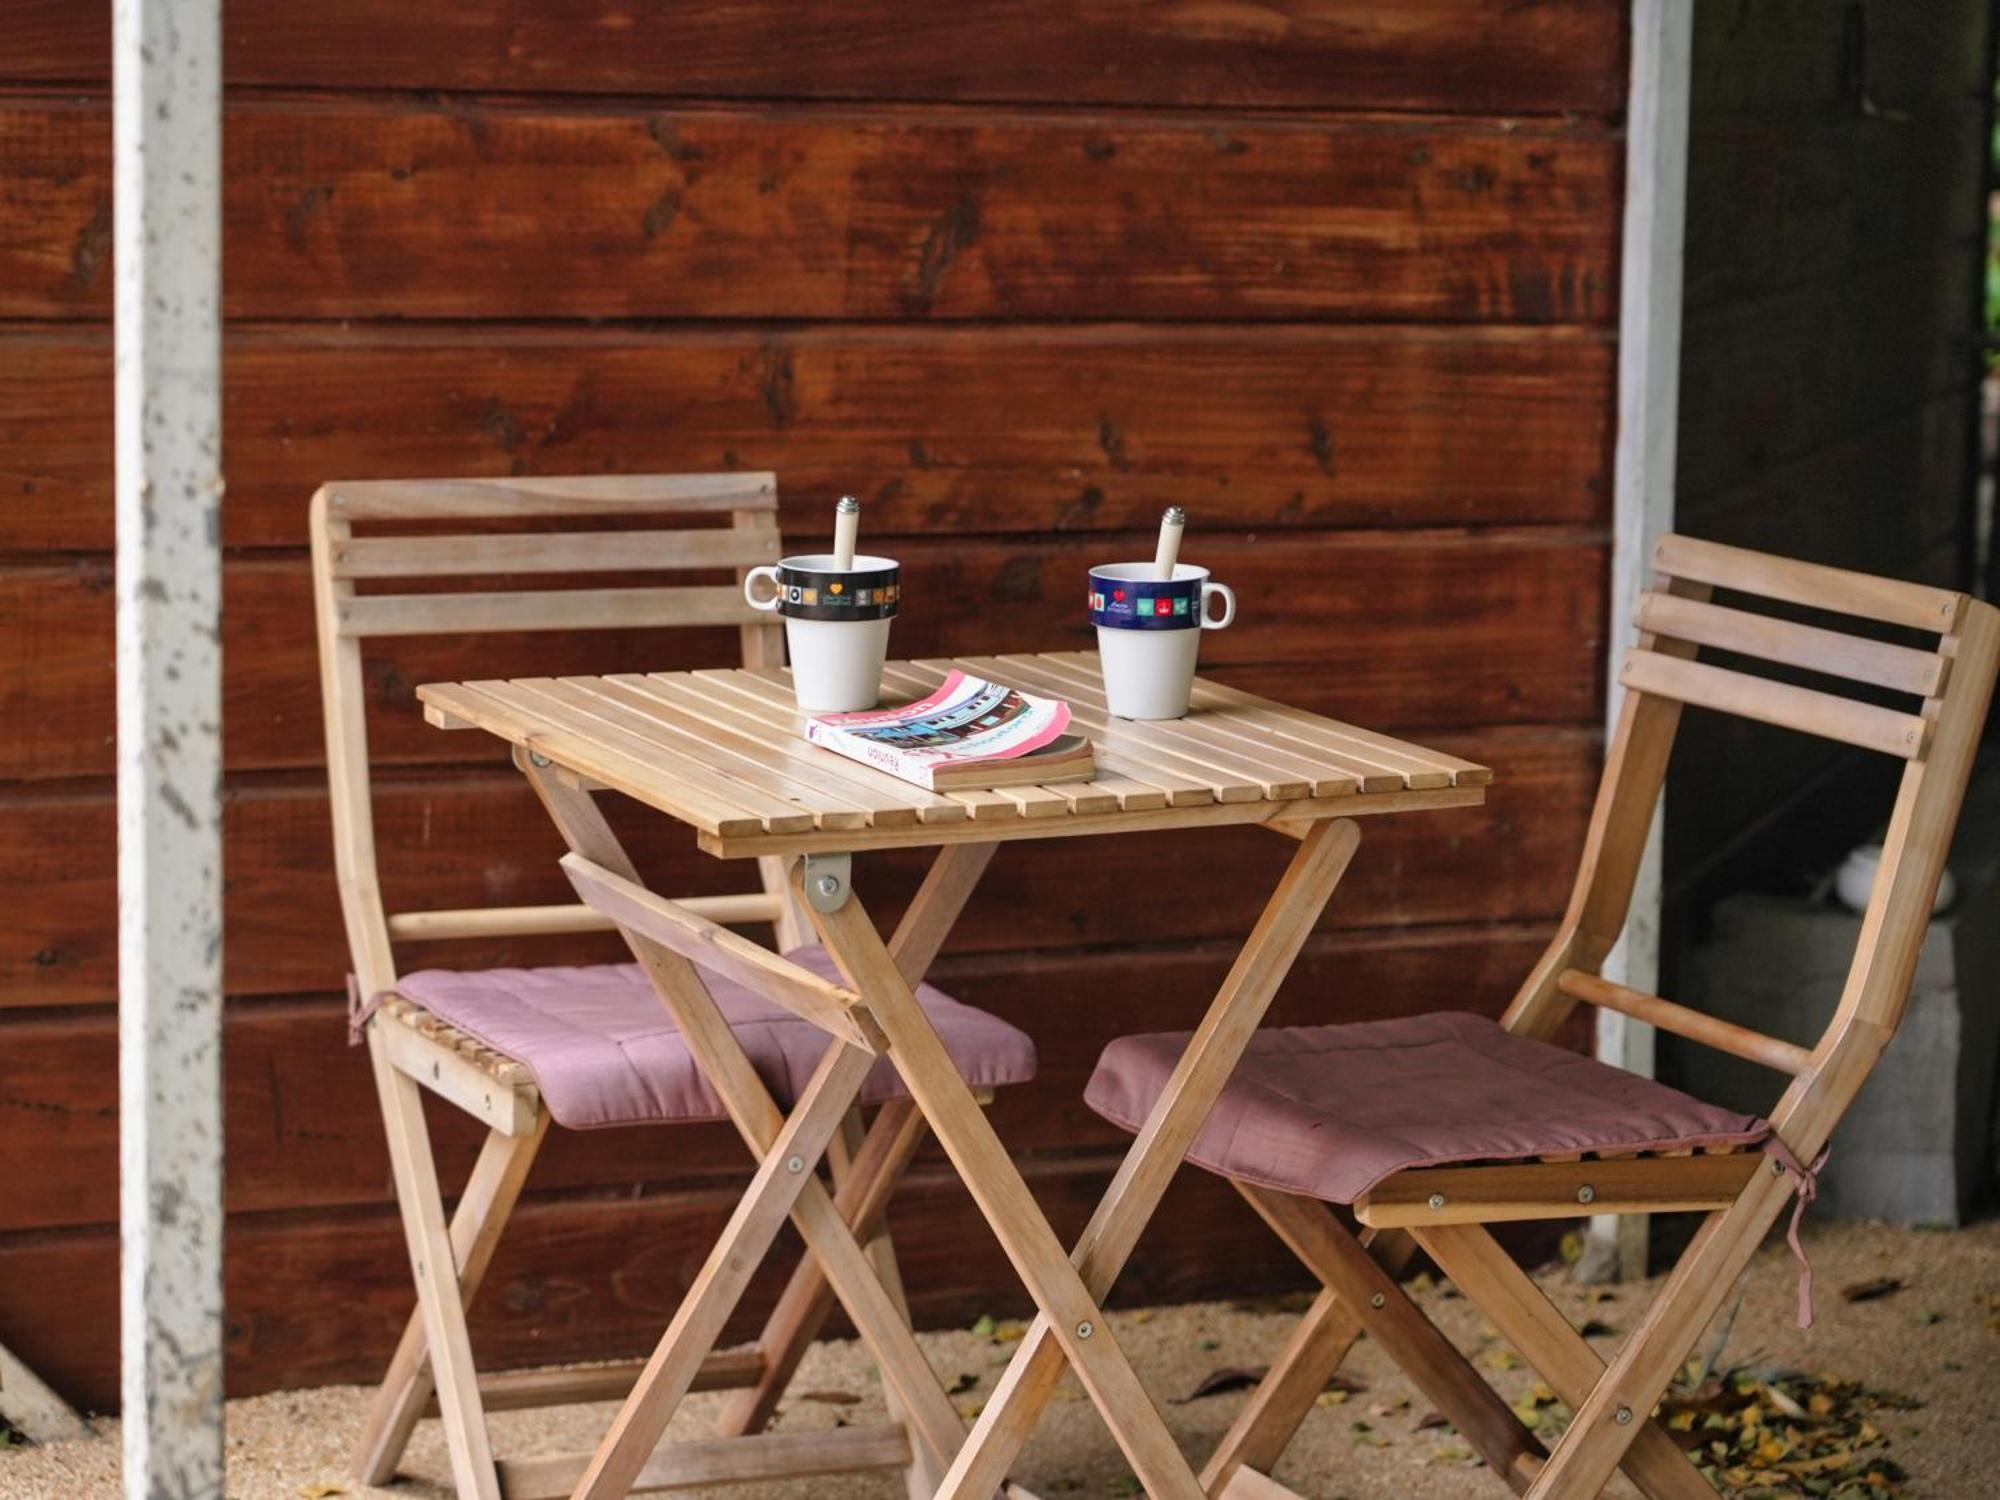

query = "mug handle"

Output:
[[743, 564, 782, 612], [1201, 580, 1236, 630]]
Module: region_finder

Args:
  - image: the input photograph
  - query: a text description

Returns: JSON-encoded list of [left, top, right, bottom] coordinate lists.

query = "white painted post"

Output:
[[114, 1, 225, 1496], [1588, 0, 1693, 1281]]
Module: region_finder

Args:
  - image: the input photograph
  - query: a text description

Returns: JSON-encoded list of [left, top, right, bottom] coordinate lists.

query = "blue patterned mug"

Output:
[[1087, 562, 1235, 719]]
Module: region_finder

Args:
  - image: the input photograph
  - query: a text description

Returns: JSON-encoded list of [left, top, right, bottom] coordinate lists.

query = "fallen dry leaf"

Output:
[[1172, 1366, 1267, 1404], [1415, 1410, 1452, 1432], [1840, 1275, 1907, 1304], [299, 1485, 347, 1500]]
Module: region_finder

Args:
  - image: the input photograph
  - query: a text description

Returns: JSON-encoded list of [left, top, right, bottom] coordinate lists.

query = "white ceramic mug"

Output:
[[743, 553, 900, 713], [1087, 562, 1235, 719]]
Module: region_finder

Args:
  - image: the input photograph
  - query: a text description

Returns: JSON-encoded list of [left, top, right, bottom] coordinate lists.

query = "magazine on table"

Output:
[[804, 671, 1095, 791]]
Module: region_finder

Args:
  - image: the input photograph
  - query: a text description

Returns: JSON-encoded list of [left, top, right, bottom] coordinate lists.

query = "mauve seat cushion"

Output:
[[392, 945, 1035, 1130], [1085, 1011, 1769, 1205]]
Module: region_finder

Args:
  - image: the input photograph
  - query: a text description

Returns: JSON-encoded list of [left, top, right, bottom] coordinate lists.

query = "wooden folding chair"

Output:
[[309, 473, 1036, 1500], [1085, 534, 1999, 1499]]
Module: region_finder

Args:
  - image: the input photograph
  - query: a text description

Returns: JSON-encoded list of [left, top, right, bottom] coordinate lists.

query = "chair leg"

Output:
[[1199, 1219, 1419, 1494], [354, 1106, 549, 1485], [1525, 1175, 1791, 1498], [1413, 1223, 1718, 1500], [1237, 1184, 1547, 1493], [369, 1030, 505, 1500]]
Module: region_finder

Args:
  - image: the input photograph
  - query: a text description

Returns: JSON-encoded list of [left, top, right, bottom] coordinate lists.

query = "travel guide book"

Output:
[[804, 671, 1096, 792]]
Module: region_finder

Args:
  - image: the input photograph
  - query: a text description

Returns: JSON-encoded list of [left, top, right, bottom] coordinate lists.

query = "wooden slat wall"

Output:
[[1666, 0, 1991, 899], [0, 2, 1626, 1409]]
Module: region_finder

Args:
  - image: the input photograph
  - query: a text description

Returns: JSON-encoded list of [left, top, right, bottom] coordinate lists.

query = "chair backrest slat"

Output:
[[1634, 591, 1947, 697], [1654, 532, 1967, 634], [324, 472, 774, 519], [336, 585, 766, 638], [310, 472, 794, 1001], [1505, 533, 2000, 1162], [332, 528, 780, 579], [1618, 651, 1930, 759]]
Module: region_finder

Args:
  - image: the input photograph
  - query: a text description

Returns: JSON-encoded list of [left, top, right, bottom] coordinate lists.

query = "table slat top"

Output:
[[418, 653, 1488, 856]]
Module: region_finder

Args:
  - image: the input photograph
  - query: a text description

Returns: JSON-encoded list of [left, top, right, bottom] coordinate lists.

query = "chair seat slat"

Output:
[[1654, 533, 1966, 634], [338, 585, 764, 637], [333, 529, 778, 579], [1636, 591, 1946, 697], [1620, 650, 1929, 759]]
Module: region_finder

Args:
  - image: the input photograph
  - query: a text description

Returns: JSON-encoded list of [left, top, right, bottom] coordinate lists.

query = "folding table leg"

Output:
[[834, 1106, 943, 1500], [712, 1099, 929, 1441], [1239, 1186, 1548, 1492], [894, 819, 1363, 1500], [1198, 1225, 1417, 1493], [811, 879, 1235, 1500], [1525, 1173, 1792, 1498], [715, 843, 993, 1450], [522, 766, 977, 1495], [570, 1041, 879, 1500], [1414, 1223, 1718, 1500], [368, 1030, 504, 1500], [355, 1113, 549, 1484]]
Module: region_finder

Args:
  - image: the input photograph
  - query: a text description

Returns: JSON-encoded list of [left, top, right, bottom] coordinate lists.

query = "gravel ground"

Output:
[[6, 1219, 1995, 1499]]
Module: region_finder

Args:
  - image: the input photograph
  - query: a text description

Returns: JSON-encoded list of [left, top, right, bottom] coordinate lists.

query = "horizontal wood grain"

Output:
[[1, 1, 1627, 114], [1356, 1153, 1760, 1227], [1633, 591, 1946, 697], [0, 323, 1613, 552], [3, 98, 1618, 322], [0, 922, 1553, 1234], [0, 529, 1605, 782], [1621, 651, 1930, 758], [0, 1149, 1312, 1412], [0, 725, 1592, 1009]]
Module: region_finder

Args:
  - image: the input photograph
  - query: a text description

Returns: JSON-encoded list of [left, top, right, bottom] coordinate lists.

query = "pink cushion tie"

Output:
[[1760, 1132, 1832, 1329]]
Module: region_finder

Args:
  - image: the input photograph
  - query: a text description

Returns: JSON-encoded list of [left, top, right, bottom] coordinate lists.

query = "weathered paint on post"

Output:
[[1592, 0, 1693, 1281], [114, 1, 225, 1495]]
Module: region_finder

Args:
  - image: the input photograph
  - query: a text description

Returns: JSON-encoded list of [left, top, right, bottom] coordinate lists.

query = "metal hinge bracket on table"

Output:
[[803, 852, 853, 913]]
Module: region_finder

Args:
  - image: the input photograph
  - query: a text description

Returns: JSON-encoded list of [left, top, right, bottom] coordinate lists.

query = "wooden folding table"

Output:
[[418, 651, 1489, 1500]]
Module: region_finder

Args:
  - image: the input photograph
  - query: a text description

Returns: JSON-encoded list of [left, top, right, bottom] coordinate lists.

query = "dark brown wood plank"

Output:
[[0, 924, 1574, 1410], [0, 921, 1554, 1234], [0, 1153, 1290, 1411], [0, 725, 1592, 1009], [1680, 395, 1969, 565], [1690, 0, 1990, 119], [1684, 100, 1987, 311], [0, 323, 1613, 553], [0, 528, 1605, 783], [1677, 247, 1984, 506], [4, 98, 1618, 322], [1, 1, 1628, 115]]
